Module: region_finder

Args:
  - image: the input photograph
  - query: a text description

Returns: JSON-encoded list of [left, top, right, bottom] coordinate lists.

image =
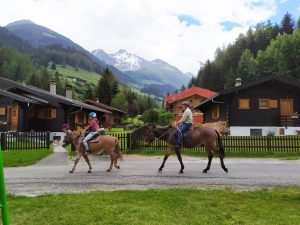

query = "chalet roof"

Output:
[[164, 86, 216, 104], [194, 75, 300, 110], [84, 100, 127, 114], [0, 77, 110, 113], [0, 89, 40, 104]]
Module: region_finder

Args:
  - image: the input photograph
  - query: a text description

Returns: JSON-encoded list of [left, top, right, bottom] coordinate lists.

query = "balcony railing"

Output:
[[280, 116, 300, 127]]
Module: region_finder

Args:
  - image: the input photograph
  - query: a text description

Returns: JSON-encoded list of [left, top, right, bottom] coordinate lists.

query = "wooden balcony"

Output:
[[280, 116, 300, 127]]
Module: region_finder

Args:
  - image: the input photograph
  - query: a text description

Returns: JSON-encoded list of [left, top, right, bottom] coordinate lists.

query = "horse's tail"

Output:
[[215, 130, 225, 157], [114, 138, 123, 160]]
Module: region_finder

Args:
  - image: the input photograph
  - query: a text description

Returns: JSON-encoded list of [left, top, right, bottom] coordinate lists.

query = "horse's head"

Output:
[[144, 124, 156, 146], [62, 130, 81, 148]]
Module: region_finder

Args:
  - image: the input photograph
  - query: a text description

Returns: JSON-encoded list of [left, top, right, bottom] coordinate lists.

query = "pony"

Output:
[[134, 124, 228, 174], [62, 129, 122, 173]]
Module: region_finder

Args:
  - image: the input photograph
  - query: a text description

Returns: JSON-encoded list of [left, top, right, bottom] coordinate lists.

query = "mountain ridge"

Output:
[[92, 48, 193, 89]]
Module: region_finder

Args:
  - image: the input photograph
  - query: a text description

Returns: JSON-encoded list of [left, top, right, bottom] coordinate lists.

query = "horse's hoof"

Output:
[[158, 170, 162, 173], [116, 166, 120, 169], [69, 170, 73, 173], [202, 169, 208, 173], [107, 169, 111, 172], [179, 170, 184, 174], [88, 170, 92, 173], [224, 168, 228, 173]]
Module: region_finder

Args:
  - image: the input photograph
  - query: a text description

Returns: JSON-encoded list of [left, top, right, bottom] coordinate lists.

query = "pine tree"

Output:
[[84, 83, 94, 100], [96, 78, 112, 105], [280, 12, 295, 34], [51, 62, 56, 70], [180, 84, 186, 91]]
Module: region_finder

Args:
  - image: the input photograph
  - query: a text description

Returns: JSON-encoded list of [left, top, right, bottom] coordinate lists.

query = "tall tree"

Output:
[[280, 12, 295, 34], [83, 83, 94, 100], [96, 77, 112, 105]]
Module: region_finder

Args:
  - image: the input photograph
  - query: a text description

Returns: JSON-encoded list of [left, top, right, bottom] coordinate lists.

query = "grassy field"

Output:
[[2, 146, 53, 167], [3, 188, 300, 225], [50, 64, 101, 85]]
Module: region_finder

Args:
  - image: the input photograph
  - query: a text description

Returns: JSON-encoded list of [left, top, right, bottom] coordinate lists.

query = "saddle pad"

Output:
[[88, 133, 101, 143], [183, 130, 193, 140]]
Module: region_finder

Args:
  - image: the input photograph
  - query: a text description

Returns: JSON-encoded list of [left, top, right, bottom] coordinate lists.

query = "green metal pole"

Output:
[[0, 144, 9, 225]]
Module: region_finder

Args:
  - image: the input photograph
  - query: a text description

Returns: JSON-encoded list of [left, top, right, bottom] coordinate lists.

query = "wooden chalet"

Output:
[[84, 99, 126, 128], [194, 76, 300, 136], [164, 86, 216, 125], [0, 77, 110, 133]]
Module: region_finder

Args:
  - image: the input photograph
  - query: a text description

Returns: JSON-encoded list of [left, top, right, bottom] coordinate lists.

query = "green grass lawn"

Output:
[[50, 64, 101, 85], [2, 146, 53, 167], [3, 188, 300, 225]]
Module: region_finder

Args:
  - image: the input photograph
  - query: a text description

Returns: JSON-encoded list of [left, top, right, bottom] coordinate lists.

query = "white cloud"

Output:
[[0, 0, 277, 74]]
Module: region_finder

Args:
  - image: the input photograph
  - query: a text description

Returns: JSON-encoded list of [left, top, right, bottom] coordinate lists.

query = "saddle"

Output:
[[174, 128, 193, 141], [86, 130, 105, 143]]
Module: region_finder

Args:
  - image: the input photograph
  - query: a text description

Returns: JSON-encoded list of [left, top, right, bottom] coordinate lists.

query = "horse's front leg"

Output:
[[82, 154, 92, 173], [70, 154, 81, 173], [158, 147, 172, 173], [174, 147, 184, 174]]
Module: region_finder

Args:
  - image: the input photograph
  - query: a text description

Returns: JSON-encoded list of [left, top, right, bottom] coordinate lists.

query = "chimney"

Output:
[[50, 80, 56, 94], [96, 98, 99, 103], [65, 84, 72, 99], [235, 78, 242, 87]]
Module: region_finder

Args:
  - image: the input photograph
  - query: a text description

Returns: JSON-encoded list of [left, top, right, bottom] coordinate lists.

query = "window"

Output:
[[37, 108, 56, 119], [238, 99, 249, 109], [212, 104, 220, 120], [259, 99, 270, 109], [75, 111, 86, 125], [250, 129, 262, 136]]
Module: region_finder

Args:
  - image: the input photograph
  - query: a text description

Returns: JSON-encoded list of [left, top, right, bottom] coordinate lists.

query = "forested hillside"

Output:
[[190, 13, 300, 91], [0, 25, 158, 117]]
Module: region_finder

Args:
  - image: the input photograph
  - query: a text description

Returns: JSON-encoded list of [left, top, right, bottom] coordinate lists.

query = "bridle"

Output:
[[146, 126, 175, 145]]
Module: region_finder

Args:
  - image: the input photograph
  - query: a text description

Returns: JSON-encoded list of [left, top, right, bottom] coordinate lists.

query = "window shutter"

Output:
[[238, 99, 249, 109], [270, 100, 278, 108], [51, 108, 56, 118]]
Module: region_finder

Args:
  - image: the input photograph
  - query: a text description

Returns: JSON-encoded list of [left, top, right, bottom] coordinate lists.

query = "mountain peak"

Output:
[[6, 20, 35, 27]]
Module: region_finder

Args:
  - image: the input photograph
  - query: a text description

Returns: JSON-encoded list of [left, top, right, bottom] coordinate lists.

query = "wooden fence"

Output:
[[0, 132, 50, 150], [109, 132, 300, 153]]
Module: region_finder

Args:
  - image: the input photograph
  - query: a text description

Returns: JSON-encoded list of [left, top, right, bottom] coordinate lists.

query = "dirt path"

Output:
[[4, 151, 300, 196]]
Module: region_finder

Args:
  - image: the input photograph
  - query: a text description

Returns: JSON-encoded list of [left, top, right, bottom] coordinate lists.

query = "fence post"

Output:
[[0, 133, 6, 151], [127, 133, 131, 150], [0, 144, 9, 225], [267, 136, 271, 152], [46, 131, 50, 150]]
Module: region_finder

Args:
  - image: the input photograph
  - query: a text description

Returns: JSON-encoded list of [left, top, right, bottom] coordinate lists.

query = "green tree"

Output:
[[280, 12, 295, 34], [51, 62, 56, 70], [180, 84, 186, 91], [142, 109, 159, 124], [96, 77, 112, 105], [83, 83, 94, 100], [111, 92, 128, 112], [237, 49, 257, 82], [158, 111, 174, 125]]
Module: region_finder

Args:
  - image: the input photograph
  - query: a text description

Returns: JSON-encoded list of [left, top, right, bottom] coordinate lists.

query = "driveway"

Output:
[[4, 149, 300, 196]]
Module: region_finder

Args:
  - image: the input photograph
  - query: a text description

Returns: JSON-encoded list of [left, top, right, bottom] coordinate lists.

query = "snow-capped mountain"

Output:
[[92, 49, 193, 97], [92, 49, 147, 71]]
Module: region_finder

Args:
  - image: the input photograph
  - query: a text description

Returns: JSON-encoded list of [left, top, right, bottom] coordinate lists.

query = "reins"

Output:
[[149, 126, 176, 145]]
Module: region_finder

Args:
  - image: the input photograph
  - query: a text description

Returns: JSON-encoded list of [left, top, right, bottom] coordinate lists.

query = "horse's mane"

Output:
[[131, 124, 173, 139], [131, 124, 153, 139]]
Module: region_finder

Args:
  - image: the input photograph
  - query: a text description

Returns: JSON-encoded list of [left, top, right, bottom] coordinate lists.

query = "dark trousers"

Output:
[[177, 123, 192, 145]]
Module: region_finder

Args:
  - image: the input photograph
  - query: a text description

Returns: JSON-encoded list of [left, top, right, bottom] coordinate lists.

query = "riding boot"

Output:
[[174, 144, 182, 152]]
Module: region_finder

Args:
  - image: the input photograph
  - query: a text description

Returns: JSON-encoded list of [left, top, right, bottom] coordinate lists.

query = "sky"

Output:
[[1, 0, 300, 74]]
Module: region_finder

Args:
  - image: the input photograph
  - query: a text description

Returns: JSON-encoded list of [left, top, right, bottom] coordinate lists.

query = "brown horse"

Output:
[[62, 130, 122, 173], [136, 124, 228, 174]]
